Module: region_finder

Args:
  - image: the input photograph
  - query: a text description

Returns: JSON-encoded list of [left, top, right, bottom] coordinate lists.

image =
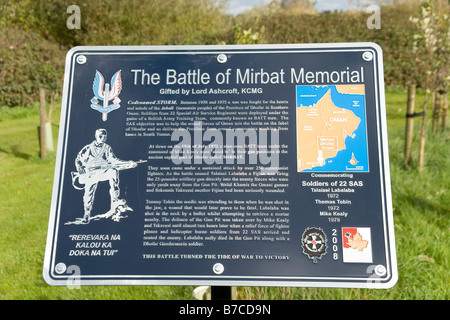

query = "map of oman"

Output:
[[296, 89, 361, 171]]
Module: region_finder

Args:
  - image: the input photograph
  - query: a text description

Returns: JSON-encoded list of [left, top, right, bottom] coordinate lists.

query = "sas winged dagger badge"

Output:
[[90, 70, 122, 121]]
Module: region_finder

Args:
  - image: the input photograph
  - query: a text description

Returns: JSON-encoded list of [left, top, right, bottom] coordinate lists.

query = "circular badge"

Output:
[[301, 227, 327, 263], [362, 51, 373, 61], [217, 54, 228, 64], [212, 263, 224, 274], [55, 262, 67, 274], [76, 55, 87, 64], [374, 265, 387, 277]]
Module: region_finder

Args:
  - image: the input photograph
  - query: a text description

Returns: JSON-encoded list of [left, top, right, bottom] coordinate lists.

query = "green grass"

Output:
[[0, 87, 448, 300], [0, 105, 193, 300]]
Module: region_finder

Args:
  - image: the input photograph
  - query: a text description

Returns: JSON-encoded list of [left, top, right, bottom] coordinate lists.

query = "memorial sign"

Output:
[[44, 43, 397, 288]]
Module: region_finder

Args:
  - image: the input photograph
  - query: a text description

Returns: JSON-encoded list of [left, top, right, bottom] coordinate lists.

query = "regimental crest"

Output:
[[90, 70, 122, 121], [301, 227, 327, 263]]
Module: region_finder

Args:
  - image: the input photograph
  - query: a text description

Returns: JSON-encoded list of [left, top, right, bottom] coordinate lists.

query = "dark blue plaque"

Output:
[[44, 44, 397, 288]]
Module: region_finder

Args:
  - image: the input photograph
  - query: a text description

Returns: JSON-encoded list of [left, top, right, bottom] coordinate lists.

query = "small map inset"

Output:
[[296, 85, 369, 172], [342, 227, 373, 263]]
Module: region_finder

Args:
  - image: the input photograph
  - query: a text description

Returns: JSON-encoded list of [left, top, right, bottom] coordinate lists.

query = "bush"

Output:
[[0, 0, 439, 107], [235, 3, 425, 87], [0, 28, 66, 107]]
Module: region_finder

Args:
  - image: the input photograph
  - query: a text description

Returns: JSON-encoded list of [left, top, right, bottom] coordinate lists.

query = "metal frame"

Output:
[[43, 43, 397, 289]]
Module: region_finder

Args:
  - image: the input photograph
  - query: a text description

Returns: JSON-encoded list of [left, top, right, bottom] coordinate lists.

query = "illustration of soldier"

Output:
[[67, 128, 145, 224]]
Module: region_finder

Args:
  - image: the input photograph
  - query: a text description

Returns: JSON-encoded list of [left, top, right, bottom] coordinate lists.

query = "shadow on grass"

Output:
[[0, 145, 32, 160]]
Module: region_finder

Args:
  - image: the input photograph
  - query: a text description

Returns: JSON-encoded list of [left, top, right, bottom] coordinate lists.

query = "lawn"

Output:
[[0, 87, 448, 300]]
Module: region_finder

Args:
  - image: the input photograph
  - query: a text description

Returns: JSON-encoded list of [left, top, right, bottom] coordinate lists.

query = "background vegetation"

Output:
[[1, 0, 448, 107], [0, 0, 448, 300]]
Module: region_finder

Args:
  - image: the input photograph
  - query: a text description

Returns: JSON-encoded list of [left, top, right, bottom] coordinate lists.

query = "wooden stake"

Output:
[[39, 88, 47, 159], [418, 89, 429, 173], [404, 84, 416, 166], [441, 90, 448, 130], [45, 90, 55, 152]]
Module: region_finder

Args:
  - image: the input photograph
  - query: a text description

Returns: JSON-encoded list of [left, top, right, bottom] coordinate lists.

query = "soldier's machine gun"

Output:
[[71, 160, 147, 190]]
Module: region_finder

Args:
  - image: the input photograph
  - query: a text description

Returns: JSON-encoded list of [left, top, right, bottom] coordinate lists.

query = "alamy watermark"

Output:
[[65, 4, 380, 31], [365, 264, 387, 288], [55, 263, 81, 289], [367, 5, 381, 30], [171, 121, 280, 175], [66, 5, 81, 30], [66, 265, 81, 289], [66, 4, 380, 31]]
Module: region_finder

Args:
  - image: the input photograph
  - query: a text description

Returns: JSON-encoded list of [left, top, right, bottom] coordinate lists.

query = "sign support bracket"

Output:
[[211, 286, 232, 300]]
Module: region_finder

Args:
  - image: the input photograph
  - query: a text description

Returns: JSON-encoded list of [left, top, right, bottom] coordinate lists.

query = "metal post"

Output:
[[211, 286, 232, 300], [39, 88, 47, 159]]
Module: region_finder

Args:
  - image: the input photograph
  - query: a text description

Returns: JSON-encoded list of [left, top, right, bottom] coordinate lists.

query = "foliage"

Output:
[[0, 28, 65, 107], [0, 0, 231, 107], [1, 0, 447, 107], [1, 0, 230, 47], [234, 1, 424, 87], [409, 0, 450, 90], [280, 0, 317, 15], [232, 25, 266, 44]]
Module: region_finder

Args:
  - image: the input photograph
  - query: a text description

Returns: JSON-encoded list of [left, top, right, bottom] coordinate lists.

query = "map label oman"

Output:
[[297, 89, 361, 171]]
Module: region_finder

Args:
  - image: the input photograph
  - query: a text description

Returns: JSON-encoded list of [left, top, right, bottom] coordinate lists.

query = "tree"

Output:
[[409, 0, 450, 171], [281, 0, 317, 14]]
